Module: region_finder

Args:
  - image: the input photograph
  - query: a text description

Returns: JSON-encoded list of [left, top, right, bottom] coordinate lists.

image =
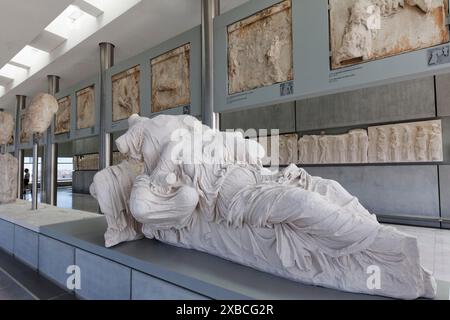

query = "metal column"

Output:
[[31, 134, 39, 210], [43, 75, 60, 206], [201, 0, 220, 130], [99, 42, 115, 170], [15, 95, 26, 199]]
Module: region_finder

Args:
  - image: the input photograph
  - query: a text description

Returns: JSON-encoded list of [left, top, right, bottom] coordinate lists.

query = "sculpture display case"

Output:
[[112, 65, 141, 122], [77, 86, 95, 129], [227, 0, 293, 95], [151, 43, 191, 113], [55, 96, 71, 135], [330, 0, 449, 69]]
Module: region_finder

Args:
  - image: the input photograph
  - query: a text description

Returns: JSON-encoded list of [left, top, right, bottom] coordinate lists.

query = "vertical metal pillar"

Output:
[[31, 134, 39, 210], [43, 75, 60, 206], [0, 108, 4, 154], [15, 95, 26, 199], [99, 42, 115, 170], [201, 0, 220, 130]]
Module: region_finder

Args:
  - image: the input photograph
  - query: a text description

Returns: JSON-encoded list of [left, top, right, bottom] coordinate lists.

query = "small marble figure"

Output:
[[389, 127, 401, 162], [415, 126, 428, 161], [348, 133, 359, 163], [337, 135, 347, 163], [376, 128, 388, 162], [402, 126, 413, 161], [429, 123, 442, 161]]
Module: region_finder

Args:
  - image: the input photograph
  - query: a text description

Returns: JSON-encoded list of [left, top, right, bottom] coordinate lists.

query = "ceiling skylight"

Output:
[[10, 45, 49, 69], [45, 4, 94, 39], [0, 64, 27, 81]]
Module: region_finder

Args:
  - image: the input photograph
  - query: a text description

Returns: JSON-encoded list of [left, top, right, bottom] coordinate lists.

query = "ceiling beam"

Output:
[[8, 61, 30, 71], [0, 75, 13, 87]]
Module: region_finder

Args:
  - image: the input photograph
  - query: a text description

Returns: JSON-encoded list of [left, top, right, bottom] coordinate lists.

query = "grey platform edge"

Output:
[[38, 217, 393, 300]]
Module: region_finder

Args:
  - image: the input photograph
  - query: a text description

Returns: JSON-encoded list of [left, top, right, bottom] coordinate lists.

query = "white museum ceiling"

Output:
[[0, 0, 250, 113]]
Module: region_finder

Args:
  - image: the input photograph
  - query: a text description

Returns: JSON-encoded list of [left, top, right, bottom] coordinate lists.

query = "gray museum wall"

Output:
[[221, 74, 450, 228]]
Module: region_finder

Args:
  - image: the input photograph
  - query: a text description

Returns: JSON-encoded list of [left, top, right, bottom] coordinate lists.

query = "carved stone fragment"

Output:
[[330, 0, 449, 69], [24, 93, 59, 135], [368, 120, 443, 162], [55, 96, 71, 134], [112, 66, 140, 122], [151, 44, 191, 113], [0, 153, 18, 204], [0, 111, 14, 146], [298, 129, 369, 164], [228, 0, 293, 94], [77, 86, 95, 129]]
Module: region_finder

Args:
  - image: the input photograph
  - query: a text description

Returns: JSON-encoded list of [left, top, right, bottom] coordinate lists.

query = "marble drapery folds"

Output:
[[91, 114, 436, 299]]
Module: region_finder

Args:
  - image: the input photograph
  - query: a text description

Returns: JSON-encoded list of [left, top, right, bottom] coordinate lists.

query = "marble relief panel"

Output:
[[330, 0, 449, 69], [368, 120, 443, 163], [151, 43, 191, 113], [55, 96, 71, 135], [298, 129, 369, 165], [77, 86, 95, 129], [227, 0, 293, 94], [112, 65, 140, 122]]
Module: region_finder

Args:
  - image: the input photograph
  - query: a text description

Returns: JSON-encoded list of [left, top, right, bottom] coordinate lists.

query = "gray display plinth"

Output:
[[1, 202, 449, 300]]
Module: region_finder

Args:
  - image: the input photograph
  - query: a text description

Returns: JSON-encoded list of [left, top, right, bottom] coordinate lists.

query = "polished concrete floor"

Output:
[[391, 224, 450, 283], [0, 250, 75, 300], [23, 187, 99, 213]]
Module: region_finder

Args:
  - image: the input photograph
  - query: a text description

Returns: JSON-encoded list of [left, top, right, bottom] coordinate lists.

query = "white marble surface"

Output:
[[386, 224, 450, 283], [0, 200, 101, 232]]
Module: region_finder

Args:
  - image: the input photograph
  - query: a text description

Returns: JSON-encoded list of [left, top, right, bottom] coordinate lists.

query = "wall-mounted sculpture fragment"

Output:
[[55, 96, 71, 134], [279, 134, 299, 165], [298, 129, 369, 164], [151, 44, 191, 113], [112, 65, 140, 122], [228, 0, 293, 94], [77, 86, 95, 129], [330, 0, 449, 69], [74, 154, 99, 171], [0, 110, 18, 204], [368, 120, 443, 163], [0, 111, 14, 146]]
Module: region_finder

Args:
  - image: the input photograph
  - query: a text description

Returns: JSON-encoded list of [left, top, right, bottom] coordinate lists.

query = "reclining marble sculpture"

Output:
[[0, 111, 18, 204], [91, 114, 436, 299]]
